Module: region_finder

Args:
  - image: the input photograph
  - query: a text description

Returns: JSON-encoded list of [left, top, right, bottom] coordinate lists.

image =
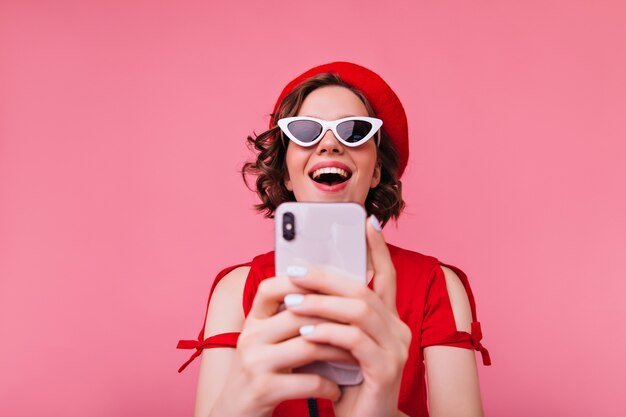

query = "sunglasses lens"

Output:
[[287, 120, 322, 143], [337, 120, 374, 144]]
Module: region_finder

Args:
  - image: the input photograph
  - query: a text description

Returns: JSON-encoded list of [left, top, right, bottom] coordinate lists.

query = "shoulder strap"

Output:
[[176, 262, 252, 372], [439, 262, 492, 366]]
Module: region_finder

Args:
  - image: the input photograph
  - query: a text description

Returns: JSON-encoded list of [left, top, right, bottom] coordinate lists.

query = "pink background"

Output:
[[1, 1, 625, 416]]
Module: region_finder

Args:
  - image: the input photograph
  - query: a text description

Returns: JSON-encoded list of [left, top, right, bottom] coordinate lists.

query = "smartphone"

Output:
[[275, 202, 366, 386]]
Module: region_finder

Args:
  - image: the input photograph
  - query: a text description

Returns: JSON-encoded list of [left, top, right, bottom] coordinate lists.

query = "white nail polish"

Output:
[[299, 324, 315, 336], [287, 265, 307, 277], [369, 215, 382, 231], [284, 294, 304, 307]]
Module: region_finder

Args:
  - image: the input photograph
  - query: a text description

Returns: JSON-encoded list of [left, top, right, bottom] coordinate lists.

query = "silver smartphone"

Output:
[[275, 202, 366, 386]]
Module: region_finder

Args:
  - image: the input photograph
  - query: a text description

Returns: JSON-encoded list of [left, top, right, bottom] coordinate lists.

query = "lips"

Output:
[[308, 161, 353, 192]]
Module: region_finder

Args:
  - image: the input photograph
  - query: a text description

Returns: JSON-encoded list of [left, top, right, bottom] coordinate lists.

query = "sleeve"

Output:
[[420, 262, 492, 366], [176, 262, 252, 373]]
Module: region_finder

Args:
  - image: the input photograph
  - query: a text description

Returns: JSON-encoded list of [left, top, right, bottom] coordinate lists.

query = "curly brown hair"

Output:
[[241, 73, 405, 227]]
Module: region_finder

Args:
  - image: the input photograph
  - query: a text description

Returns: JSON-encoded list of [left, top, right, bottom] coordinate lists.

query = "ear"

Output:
[[370, 162, 381, 188]]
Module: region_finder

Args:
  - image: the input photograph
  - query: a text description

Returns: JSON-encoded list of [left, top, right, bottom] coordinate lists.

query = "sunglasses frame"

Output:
[[277, 116, 383, 148]]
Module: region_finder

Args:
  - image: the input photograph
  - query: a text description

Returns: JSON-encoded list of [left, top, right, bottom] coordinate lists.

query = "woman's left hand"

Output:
[[284, 216, 412, 417]]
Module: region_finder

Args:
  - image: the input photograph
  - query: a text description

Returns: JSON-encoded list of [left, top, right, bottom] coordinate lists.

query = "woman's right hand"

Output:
[[211, 275, 353, 417]]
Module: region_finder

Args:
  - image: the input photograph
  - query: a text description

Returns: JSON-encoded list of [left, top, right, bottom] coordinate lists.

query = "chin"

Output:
[[302, 190, 366, 205]]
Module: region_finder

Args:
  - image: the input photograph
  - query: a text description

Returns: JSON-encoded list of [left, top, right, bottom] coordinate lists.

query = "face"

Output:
[[284, 86, 381, 204]]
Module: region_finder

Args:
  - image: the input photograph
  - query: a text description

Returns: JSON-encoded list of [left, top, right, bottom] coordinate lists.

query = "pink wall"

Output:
[[1, 1, 625, 416]]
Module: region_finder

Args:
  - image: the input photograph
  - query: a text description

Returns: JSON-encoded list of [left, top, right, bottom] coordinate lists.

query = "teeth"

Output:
[[311, 167, 349, 180]]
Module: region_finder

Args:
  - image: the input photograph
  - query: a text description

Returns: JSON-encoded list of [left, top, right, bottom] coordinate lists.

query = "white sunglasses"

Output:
[[277, 116, 383, 147]]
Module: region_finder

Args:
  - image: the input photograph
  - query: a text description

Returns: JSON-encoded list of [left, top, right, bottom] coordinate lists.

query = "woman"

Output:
[[178, 62, 491, 417]]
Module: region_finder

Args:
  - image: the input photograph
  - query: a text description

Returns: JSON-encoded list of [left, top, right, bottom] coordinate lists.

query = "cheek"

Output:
[[285, 146, 296, 172], [354, 149, 380, 193], [355, 147, 378, 176], [285, 146, 308, 180]]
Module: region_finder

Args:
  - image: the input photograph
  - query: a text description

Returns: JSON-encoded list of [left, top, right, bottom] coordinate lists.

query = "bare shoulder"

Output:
[[212, 266, 251, 296], [196, 266, 251, 417], [204, 265, 251, 337], [439, 265, 472, 333]]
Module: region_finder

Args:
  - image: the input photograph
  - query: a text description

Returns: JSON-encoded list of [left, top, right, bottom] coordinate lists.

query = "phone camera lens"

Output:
[[283, 212, 295, 241]]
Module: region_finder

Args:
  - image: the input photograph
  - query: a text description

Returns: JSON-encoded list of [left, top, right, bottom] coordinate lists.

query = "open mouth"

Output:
[[309, 167, 352, 186]]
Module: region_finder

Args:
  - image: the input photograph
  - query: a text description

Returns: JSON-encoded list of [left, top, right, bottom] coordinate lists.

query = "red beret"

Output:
[[271, 61, 409, 177]]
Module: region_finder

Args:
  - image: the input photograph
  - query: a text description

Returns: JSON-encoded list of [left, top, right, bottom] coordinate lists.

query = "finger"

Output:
[[298, 322, 391, 377], [284, 293, 394, 345], [262, 336, 357, 371], [266, 374, 341, 404], [366, 215, 397, 311], [286, 267, 395, 330], [288, 264, 375, 301], [247, 276, 308, 319], [242, 309, 327, 345]]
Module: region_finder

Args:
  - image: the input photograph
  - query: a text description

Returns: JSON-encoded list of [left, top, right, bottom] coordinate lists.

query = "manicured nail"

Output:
[[287, 265, 307, 277], [299, 324, 315, 336], [284, 294, 304, 307], [369, 215, 382, 231]]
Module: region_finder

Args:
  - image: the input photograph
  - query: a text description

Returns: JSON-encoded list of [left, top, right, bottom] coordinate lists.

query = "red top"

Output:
[[177, 244, 491, 417]]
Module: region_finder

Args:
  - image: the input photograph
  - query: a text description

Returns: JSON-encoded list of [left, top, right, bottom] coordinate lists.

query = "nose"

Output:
[[315, 128, 344, 155]]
